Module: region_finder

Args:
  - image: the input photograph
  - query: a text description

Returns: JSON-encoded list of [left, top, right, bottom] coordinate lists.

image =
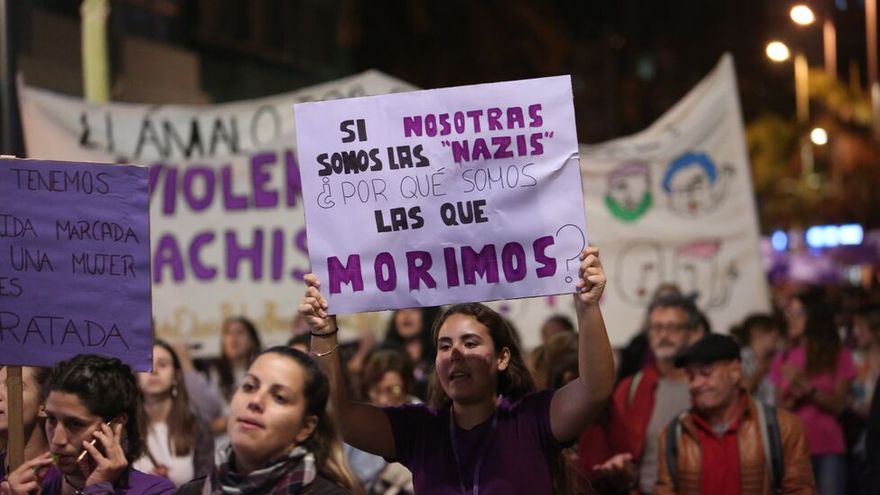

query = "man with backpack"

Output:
[[655, 334, 815, 494]]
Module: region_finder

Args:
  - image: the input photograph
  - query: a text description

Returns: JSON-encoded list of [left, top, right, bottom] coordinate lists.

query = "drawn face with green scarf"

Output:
[[604, 161, 652, 222]]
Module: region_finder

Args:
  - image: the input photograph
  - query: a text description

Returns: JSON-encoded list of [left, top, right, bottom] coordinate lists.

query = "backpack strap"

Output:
[[627, 370, 644, 406], [665, 413, 683, 490], [755, 402, 784, 494]]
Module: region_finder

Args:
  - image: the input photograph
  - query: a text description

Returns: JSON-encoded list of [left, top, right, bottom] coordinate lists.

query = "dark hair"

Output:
[[44, 354, 144, 462], [359, 348, 415, 400], [384, 307, 441, 367], [256, 347, 360, 492], [546, 350, 579, 390], [428, 303, 535, 407], [140, 340, 197, 457], [286, 333, 311, 349], [735, 313, 780, 345], [795, 290, 842, 376], [648, 294, 701, 330], [543, 314, 575, 333], [218, 316, 262, 400]]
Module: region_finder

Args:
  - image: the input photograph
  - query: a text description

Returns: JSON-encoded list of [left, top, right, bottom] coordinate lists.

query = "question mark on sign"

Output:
[[555, 224, 586, 284], [317, 177, 335, 209]]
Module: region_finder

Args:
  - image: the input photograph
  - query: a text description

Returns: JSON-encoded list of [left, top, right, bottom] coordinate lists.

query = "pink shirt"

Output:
[[770, 345, 856, 455]]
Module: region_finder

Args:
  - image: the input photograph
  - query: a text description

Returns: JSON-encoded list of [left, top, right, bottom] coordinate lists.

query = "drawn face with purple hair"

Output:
[[604, 161, 652, 222]]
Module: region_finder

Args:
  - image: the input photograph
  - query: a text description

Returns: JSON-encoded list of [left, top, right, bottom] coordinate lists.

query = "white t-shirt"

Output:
[[133, 421, 195, 487]]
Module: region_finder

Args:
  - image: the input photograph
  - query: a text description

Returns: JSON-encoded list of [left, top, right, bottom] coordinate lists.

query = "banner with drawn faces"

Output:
[[578, 54, 770, 344]]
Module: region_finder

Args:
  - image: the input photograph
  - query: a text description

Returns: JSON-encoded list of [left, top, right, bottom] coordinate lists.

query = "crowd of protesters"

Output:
[[1, 248, 880, 494]]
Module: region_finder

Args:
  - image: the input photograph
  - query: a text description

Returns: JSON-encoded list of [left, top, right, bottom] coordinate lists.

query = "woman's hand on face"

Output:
[[575, 247, 606, 306], [3, 451, 52, 494], [299, 274, 335, 333], [81, 422, 128, 487]]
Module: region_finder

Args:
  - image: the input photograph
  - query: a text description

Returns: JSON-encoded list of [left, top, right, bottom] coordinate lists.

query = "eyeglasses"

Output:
[[648, 322, 691, 334]]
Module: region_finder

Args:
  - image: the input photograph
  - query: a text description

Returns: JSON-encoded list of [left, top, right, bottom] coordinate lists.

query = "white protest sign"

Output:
[[294, 76, 587, 314]]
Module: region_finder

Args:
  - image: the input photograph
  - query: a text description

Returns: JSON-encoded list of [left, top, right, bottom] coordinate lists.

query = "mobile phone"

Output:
[[76, 421, 113, 463]]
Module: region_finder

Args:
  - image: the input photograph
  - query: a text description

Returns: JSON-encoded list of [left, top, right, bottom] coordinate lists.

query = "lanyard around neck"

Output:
[[448, 407, 499, 495]]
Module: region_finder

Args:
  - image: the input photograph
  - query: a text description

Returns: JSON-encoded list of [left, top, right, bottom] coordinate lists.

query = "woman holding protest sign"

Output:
[[133, 341, 215, 487], [300, 247, 614, 494], [175, 346, 360, 495], [2, 354, 175, 495], [0, 366, 50, 483]]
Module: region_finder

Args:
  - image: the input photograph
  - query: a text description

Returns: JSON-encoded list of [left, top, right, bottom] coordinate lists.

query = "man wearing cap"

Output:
[[654, 334, 815, 495]]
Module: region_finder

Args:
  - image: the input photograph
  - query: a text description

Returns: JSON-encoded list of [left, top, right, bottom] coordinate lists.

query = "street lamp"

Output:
[[810, 127, 828, 145], [766, 41, 791, 62], [767, 40, 815, 186], [788, 4, 836, 81], [766, 40, 809, 125], [790, 5, 816, 26]]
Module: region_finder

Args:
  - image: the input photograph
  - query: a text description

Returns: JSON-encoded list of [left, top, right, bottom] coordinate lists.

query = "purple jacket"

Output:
[[41, 467, 175, 495]]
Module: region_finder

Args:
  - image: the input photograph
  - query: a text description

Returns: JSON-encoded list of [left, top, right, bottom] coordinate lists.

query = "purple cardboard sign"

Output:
[[0, 159, 152, 371]]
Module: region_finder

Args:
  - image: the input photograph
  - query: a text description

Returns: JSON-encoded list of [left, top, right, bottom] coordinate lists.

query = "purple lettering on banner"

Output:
[[327, 254, 364, 294], [226, 230, 264, 280], [291, 228, 309, 281], [487, 107, 503, 130], [285, 150, 302, 208], [182, 166, 216, 212], [402, 116, 422, 137], [148, 163, 163, 197], [533, 236, 557, 277], [500, 242, 527, 282], [271, 229, 284, 281], [154, 234, 185, 283], [251, 152, 279, 208], [189, 231, 217, 280], [374, 252, 397, 292], [222, 165, 248, 210], [162, 166, 178, 215], [443, 247, 460, 287], [406, 251, 436, 290], [461, 244, 499, 285]]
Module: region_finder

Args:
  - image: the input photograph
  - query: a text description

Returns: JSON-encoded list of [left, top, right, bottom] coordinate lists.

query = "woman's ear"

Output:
[[497, 347, 511, 372], [295, 415, 319, 444], [37, 404, 47, 418]]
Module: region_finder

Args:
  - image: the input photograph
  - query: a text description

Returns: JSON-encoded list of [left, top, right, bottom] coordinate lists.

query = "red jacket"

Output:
[[608, 366, 660, 461], [578, 366, 660, 477]]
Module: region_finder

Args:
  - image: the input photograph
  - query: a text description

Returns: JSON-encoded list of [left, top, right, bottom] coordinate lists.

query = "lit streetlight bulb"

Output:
[[810, 127, 828, 145], [766, 41, 791, 62], [790, 5, 816, 26]]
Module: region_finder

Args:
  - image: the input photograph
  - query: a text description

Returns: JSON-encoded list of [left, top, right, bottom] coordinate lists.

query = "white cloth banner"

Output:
[[574, 54, 770, 344], [19, 71, 417, 354], [294, 76, 587, 313]]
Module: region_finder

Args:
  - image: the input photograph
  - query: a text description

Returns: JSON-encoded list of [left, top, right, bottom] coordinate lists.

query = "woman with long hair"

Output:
[[133, 340, 215, 487], [770, 289, 856, 495], [176, 346, 361, 494], [300, 247, 614, 494], [0, 366, 50, 482], [209, 317, 263, 402], [383, 308, 441, 400], [3, 354, 175, 494]]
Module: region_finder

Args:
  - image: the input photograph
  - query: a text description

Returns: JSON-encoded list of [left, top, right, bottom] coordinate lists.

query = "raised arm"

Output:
[[549, 247, 615, 442], [299, 274, 397, 459]]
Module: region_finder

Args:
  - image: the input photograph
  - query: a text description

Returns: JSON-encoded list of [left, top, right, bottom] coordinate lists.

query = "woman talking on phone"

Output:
[[300, 247, 614, 494], [3, 354, 175, 495]]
